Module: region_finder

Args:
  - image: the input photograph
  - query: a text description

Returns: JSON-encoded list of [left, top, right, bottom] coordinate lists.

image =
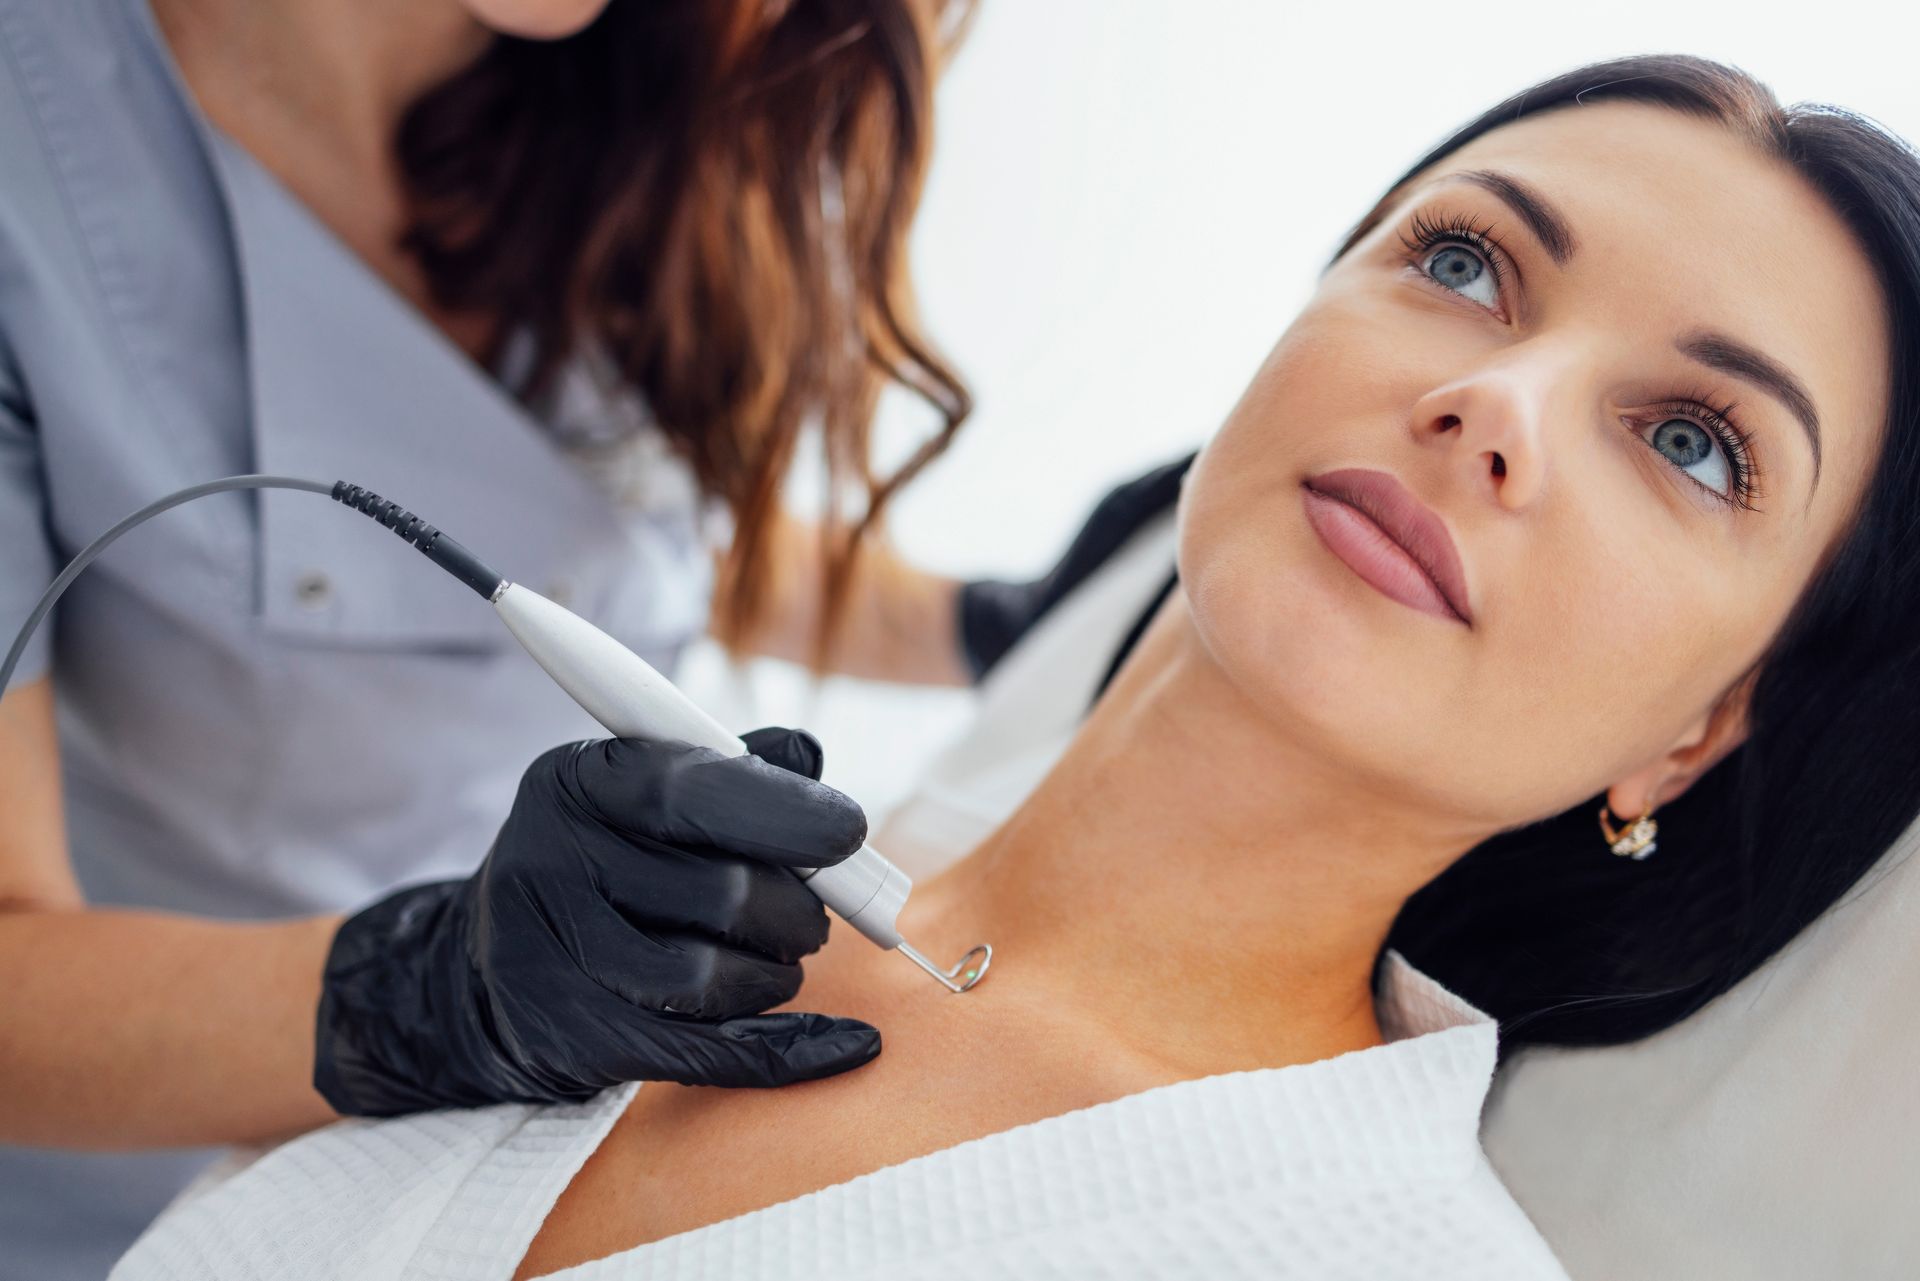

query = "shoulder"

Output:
[[0, 0, 187, 201], [0, 0, 246, 453], [0, 0, 228, 324]]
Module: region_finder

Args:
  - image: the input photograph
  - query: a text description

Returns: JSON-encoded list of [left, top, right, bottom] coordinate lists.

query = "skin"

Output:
[[0, 0, 960, 1150], [516, 98, 1891, 1275]]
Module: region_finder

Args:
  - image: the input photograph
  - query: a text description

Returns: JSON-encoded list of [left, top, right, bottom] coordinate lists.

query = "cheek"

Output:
[[1425, 517, 1755, 822], [1498, 530, 1758, 788]]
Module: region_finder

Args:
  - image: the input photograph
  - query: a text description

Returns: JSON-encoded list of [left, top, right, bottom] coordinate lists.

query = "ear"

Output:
[[1605, 665, 1760, 819]]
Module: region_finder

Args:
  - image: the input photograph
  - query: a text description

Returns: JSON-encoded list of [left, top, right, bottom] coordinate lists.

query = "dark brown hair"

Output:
[[395, 0, 975, 671]]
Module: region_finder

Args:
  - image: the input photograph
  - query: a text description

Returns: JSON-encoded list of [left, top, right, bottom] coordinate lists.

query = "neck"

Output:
[[150, 0, 491, 168], [884, 587, 1472, 1076]]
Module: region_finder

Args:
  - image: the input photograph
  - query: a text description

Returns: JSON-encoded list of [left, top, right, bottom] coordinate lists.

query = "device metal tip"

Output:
[[897, 940, 993, 993]]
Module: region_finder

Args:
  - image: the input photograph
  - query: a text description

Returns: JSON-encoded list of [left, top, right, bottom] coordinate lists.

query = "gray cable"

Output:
[[0, 474, 334, 697]]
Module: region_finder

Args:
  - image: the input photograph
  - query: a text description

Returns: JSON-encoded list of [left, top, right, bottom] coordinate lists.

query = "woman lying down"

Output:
[[115, 51, 1920, 1281]]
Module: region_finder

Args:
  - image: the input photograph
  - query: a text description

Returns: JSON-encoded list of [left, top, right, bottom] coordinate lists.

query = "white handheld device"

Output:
[[493, 582, 990, 993]]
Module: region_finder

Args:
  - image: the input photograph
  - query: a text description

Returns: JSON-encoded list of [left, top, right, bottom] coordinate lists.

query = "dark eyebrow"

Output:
[[1452, 169, 1578, 266], [1436, 168, 1825, 497]]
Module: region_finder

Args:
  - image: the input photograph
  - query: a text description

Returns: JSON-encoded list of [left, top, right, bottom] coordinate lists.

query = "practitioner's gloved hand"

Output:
[[313, 727, 880, 1116], [956, 576, 1053, 684], [955, 454, 1195, 684]]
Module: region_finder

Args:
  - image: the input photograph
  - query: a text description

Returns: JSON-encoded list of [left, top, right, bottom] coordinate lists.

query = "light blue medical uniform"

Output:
[[0, 1, 727, 1275]]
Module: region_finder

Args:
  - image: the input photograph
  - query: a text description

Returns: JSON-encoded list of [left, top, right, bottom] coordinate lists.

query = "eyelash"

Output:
[[1395, 209, 1764, 513]]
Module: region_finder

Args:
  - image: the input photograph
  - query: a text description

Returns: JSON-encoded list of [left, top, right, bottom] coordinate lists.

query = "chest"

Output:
[[511, 1010, 1167, 1278]]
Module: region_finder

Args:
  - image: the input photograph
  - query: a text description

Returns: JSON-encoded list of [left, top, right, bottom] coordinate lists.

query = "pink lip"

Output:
[[1300, 468, 1472, 626]]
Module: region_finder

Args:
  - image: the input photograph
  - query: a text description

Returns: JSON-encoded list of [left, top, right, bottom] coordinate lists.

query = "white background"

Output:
[[677, 1, 1920, 823]]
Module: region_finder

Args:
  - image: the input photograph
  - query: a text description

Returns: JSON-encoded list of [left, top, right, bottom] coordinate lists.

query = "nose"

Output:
[[1411, 365, 1554, 510]]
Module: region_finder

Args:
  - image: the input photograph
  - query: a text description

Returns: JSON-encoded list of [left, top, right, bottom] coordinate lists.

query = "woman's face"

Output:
[[458, 0, 612, 39], [1177, 98, 1890, 835]]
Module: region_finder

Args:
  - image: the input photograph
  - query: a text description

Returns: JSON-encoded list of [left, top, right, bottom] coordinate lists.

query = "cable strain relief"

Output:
[[329, 481, 506, 601]]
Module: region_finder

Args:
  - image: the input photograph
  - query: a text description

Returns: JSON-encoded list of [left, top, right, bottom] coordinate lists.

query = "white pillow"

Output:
[[873, 512, 1920, 1281]]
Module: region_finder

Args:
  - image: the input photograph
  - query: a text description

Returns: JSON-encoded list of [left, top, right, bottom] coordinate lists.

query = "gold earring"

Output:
[[1598, 803, 1659, 860]]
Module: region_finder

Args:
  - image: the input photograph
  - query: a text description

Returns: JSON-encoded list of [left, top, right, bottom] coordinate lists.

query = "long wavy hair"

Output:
[[1341, 54, 1920, 1063], [394, 0, 975, 671]]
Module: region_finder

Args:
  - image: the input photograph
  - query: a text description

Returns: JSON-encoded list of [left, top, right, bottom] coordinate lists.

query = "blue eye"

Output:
[[1422, 244, 1499, 308], [1398, 210, 1509, 311], [1647, 417, 1728, 495], [1636, 398, 1759, 510]]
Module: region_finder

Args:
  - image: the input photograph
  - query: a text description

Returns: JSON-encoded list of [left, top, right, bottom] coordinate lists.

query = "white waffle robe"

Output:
[[110, 945, 1569, 1280]]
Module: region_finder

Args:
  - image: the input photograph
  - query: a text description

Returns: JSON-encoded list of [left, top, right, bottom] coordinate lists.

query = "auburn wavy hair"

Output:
[[394, 0, 975, 671]]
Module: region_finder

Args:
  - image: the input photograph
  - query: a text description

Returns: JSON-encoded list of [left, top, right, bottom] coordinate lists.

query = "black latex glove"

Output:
[[956, 453, 1195, 683], [313, 727, 880, 1116]]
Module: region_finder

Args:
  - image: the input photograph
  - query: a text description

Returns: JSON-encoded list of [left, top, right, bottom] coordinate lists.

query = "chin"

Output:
[[462, 0, 612, 39]]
